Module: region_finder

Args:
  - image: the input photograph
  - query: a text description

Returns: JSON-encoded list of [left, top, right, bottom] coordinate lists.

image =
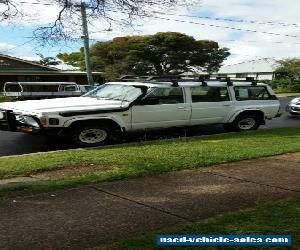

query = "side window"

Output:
[[5, 84, 22, 92], [191, 86, 230, 102], [64, 85, 77, 92], [146, 87, 184, 104], [234, 86, 271, 101]]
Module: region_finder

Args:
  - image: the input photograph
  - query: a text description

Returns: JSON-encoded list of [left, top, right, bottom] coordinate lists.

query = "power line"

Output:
[[18, 1, 53, 6], [151, 11, 300, 28], [218, 39, 300, 45], [17, 1, 300, 28], [7, 1, 300, 39], [148, 15, 299, 38], [15, 1, 300, 30], [102, 9, 299, 39], [0, 39, 35, 54]]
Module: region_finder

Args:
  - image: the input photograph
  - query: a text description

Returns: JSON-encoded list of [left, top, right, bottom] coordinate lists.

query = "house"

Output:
[[0, 54, 104, 91], [213, 58, 278, 80]]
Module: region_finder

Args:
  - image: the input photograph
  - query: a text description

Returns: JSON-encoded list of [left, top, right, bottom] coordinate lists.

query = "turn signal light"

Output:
[[40, 118, 48, 126]]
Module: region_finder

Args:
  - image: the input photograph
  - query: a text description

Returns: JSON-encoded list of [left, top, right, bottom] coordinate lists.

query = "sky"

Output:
[[0, 0, 300, 66]]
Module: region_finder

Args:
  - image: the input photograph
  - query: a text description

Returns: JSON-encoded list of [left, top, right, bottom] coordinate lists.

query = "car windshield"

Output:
[[84, 84, 143, 102]]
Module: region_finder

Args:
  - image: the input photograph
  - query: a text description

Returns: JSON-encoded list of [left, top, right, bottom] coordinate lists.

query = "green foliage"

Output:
[[0, 96, 14, 103], [57, 32, 230, 80], [57, 51, 85, 68], [37, 53, 61, 66], [267, 58, 300, 92], [276, 58, 300, 81], [260, 79, 300, 92]]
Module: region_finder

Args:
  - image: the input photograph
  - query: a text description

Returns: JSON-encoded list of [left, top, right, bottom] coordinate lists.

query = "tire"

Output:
[[70, 124, 111, 147], [230, 114, 261, 132]]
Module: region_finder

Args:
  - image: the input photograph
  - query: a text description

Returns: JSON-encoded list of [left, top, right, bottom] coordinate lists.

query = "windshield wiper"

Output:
[[96, 97, 114, 100]]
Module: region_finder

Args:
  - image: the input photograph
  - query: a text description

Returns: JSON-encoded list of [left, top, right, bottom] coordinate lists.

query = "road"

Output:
[[0, 97, 299, 157]]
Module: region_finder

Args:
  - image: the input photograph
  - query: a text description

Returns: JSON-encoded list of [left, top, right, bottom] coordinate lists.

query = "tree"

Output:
[[59, 32, 230, 79], [57, 51, 84, 68], [273, 58, 300, 92], [276, 58, 300, 81], [0, 0, 18, 21], [37, 53, 61, 66]]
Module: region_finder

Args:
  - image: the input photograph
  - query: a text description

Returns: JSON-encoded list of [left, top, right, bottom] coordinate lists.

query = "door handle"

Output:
[[177, 106, 186, 109], [223, 104, 233, 107]]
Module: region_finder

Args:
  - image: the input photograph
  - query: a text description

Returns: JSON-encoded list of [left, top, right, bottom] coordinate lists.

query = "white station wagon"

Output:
[[0, 77, 281, 146]]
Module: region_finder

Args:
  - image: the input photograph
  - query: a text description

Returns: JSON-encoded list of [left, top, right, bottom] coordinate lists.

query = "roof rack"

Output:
[[216, 76, 233, 86], [119, 75, 258, 86]]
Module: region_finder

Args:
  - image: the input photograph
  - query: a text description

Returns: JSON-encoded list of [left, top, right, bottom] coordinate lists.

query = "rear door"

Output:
[[131, 87, 191, 130], [190, 86, 234, 125]]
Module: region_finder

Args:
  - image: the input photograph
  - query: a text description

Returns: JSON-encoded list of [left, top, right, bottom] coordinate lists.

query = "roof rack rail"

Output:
[[119, 75, 150, 82], [198, 75, 210, 86], [146, 75, 181, 81], [119, 75, 258, 86], [245, 77, 258, 86], [146, 75, 182, 87], [216, 76, 233, 86]]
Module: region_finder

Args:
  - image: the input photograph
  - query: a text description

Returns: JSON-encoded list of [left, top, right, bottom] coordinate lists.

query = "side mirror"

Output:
[[138, 97, 160, 105]]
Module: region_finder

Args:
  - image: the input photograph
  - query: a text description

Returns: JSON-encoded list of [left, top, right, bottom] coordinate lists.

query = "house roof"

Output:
[[218, 58, 278, 74], [0, 54, 59, 71], [0, 71, 103, 76]]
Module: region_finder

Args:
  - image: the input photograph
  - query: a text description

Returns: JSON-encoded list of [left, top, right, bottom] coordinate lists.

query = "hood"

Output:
[[290, 97, 300, 105], [0, 97, 129, 115]]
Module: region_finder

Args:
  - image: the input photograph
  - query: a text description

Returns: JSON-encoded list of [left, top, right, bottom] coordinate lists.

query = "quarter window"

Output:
[[191, 86, 230, 102], [64, 85, 77, 92], [234, 86, 272, 101]]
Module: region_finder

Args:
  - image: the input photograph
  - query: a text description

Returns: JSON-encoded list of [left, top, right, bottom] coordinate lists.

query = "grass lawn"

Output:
[[95, 196, 300, 250], [0, 127, 300, 194], [0, 96, 14, 103], [276, 92, 300, 97]]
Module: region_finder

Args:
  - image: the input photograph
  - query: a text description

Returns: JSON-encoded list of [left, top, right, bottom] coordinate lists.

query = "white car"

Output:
[[3, 82, 96, 100], [286, 97, 300, 115], [0, 78, 281, 147]]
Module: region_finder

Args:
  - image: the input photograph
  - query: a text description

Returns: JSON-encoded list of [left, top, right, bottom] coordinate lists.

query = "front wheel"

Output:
[[70, 124, 111, 147]]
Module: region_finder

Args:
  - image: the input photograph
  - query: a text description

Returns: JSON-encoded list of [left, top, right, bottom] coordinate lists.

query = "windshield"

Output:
[[84, 84, 144, 102]]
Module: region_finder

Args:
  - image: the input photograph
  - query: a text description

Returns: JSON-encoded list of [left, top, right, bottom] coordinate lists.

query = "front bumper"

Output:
[[0, 110, 17, 131], [0, 110, 41, 133], [286, 105, 300, 115]]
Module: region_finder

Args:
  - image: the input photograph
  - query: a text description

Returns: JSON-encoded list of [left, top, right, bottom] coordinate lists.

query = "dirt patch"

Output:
[[32, 164, 117, 180], [270, 152, 300, 163]]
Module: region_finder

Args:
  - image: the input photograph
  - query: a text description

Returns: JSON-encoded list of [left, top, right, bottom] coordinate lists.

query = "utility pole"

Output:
[[80, 2, 94, 85]]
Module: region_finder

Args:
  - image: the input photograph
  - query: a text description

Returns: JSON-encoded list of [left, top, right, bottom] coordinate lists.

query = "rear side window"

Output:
[[147, 87, 184, 104], [63, 85, 77, 92], [22, 85, 59, 92], [191, 86, 230, 102], [234, 86, 272, 101]]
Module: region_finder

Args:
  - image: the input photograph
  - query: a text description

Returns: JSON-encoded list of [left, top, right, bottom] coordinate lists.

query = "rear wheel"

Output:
[[226, 114, 261, 132], [70, 124, 111, 147]]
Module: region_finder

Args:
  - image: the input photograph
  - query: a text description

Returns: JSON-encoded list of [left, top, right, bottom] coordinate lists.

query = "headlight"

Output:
[[16, 115, 40, 128], [0, 112, 5, 120]]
